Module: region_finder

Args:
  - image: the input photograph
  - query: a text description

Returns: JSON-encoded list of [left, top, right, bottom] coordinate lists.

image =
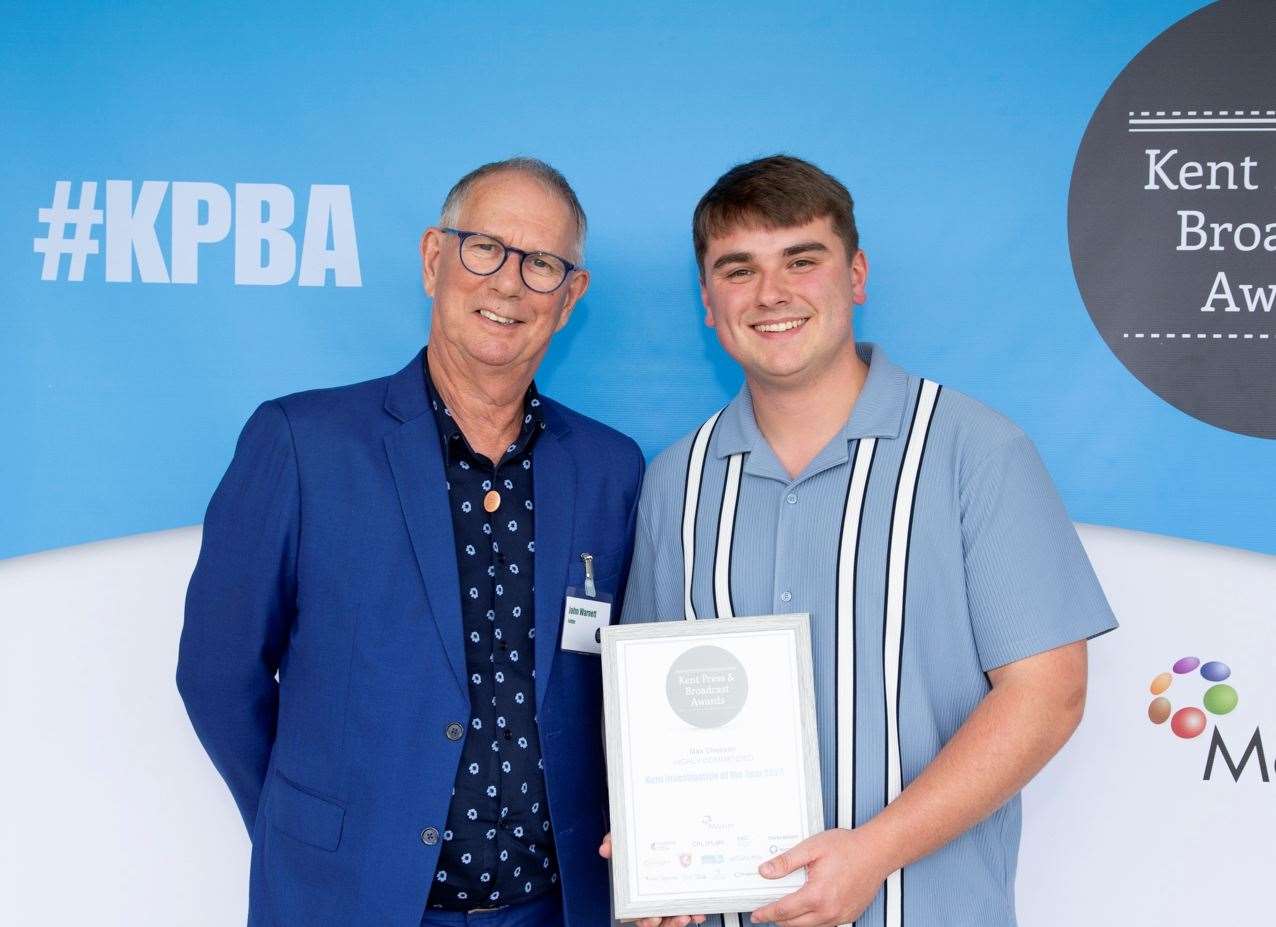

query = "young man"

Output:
[[617, 156, 1116, 927]]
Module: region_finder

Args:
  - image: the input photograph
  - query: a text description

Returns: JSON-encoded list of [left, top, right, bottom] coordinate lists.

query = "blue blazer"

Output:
[[178, 349, 644, 926]]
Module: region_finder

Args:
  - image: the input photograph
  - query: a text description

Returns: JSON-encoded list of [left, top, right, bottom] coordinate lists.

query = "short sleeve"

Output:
[[618, 456, 692, 626], [620, 488, 662, 624], [960, 433, 1117, 671]]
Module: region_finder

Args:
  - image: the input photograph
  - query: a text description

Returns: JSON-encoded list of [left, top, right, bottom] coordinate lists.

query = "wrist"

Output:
[[854, 815, 909, 876]]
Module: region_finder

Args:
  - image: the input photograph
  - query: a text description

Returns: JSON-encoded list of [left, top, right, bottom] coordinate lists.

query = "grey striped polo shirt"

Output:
[[621, 342, 1117, 927]]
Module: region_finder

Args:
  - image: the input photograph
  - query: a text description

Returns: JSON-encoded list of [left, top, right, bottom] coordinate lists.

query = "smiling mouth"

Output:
[[752, 317, 807, 333], [478, 308, 520, 326]]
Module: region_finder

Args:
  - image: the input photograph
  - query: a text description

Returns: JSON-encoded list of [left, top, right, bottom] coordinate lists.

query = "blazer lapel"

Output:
[[383, 352, 467, 696], [532, 424, 576, 709]]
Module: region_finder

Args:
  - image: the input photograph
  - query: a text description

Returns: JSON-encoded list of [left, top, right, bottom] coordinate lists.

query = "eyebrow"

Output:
[[711, 250, 753, 271], [711, 240, 831, 271], [782, 241, 830, 258], [473, 229, 554, 255]]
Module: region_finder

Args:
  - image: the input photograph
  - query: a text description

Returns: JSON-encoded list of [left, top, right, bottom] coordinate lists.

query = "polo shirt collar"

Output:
[[711, 342, 910, 476]]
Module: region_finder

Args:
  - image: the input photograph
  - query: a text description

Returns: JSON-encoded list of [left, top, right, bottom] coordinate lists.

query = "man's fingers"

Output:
[[773, 912, 831, 927], [759, 836, 818, 879], [752, 885, 820, 924], [599, 832, 613, 859], [631, 916, 701, 927]]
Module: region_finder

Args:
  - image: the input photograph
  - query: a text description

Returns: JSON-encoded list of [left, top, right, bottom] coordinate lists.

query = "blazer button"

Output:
[[446, 722, 464, 741], [421, 826, 440, 846]]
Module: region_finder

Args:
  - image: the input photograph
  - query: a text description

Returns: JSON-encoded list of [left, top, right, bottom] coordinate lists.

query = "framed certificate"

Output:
[[601, 614, 824, 920]]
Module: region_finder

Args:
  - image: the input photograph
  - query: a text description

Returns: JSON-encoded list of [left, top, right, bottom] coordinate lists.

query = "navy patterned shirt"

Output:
[[423, 355, 560, 911]]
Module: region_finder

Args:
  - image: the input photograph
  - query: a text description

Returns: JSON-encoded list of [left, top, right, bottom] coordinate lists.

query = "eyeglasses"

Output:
[[441, 227, 578, 294]]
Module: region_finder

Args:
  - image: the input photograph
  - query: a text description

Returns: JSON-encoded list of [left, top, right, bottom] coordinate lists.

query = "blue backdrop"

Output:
[[5, 0, 1271, 561]]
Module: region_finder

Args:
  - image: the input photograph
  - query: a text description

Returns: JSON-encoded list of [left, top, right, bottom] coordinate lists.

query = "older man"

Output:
[[178, 158, 642, 927], [615, 155, 1116, 927]]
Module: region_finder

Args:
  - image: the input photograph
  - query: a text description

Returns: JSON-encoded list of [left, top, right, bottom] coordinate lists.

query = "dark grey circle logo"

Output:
[[1069, 0, 1276, 438], [665, 645, 748, 728]]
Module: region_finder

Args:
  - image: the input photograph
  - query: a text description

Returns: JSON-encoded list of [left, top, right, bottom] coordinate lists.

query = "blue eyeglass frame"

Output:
[[441, 227, 578, 293]]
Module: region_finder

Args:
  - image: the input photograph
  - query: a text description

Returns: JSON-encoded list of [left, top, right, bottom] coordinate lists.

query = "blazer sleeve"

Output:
[[177, 400, 300, 834]]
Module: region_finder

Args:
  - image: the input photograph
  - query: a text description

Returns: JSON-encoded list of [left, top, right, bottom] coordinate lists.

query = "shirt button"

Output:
[[780, 590, 793, 603], [445, 722, 464, 741], [421, 826, 440, 845], [786, 493, 798, 505], [505, 730, 513, 740]]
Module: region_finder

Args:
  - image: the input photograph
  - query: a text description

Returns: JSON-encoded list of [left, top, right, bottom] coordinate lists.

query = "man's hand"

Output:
[[751, 828, 895, 927], [598, 833, 708, 927]]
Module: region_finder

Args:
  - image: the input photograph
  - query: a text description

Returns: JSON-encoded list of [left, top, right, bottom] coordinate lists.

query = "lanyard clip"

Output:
[[581, 552, 597, 598]]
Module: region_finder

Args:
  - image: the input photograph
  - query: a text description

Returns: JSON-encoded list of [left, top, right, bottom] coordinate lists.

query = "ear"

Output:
[[552, 267, 591, 333], [421, 227, 444, 297], [849, 249, 869, 306], [700, 277, 717, 328]]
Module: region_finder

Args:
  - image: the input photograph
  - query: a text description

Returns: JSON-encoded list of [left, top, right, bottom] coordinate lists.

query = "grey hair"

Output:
[[439, 156, 587, 262]]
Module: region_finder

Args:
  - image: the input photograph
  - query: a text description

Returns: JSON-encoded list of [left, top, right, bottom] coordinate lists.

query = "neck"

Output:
[[748, 342, 869, 480], [427, 342, 531, 464]]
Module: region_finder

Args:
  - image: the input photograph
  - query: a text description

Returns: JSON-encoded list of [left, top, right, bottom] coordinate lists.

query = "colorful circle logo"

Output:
[[1147, 656, 1239, 739]]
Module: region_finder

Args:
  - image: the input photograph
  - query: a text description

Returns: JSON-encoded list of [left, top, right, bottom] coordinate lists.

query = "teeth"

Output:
[[479, 309, 517, 325], [754, 318, 807, 333]]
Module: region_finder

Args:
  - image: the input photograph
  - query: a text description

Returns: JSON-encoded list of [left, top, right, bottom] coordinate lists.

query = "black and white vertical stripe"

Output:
[[713, 453, 743, 619], [835, 436, 877, 834], [682, 410, 723, 622], [881, 379, 941, 927]]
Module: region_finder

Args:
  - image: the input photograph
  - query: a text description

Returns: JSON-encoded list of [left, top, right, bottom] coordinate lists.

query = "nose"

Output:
[[488, 251, 525, 298], [755, 268, 789, 309]]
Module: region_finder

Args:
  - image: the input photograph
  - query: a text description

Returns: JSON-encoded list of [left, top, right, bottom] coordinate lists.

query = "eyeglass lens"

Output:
[[458, 233, 568, 293]]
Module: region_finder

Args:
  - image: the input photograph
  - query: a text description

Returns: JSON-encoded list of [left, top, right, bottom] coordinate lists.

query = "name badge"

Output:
[[561, 587, 612, 655]]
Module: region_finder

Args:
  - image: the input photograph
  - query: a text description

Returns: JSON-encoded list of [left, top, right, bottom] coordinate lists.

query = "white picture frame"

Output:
[[601, 614, 824, 920]]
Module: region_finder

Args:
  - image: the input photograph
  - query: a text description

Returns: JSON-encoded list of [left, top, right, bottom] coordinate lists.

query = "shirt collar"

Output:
[[712, 342, 911, 466], [423, 349, 546, 466]]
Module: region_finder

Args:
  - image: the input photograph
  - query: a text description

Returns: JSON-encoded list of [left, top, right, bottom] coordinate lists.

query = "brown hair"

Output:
[[693, 155, 859, 274]]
